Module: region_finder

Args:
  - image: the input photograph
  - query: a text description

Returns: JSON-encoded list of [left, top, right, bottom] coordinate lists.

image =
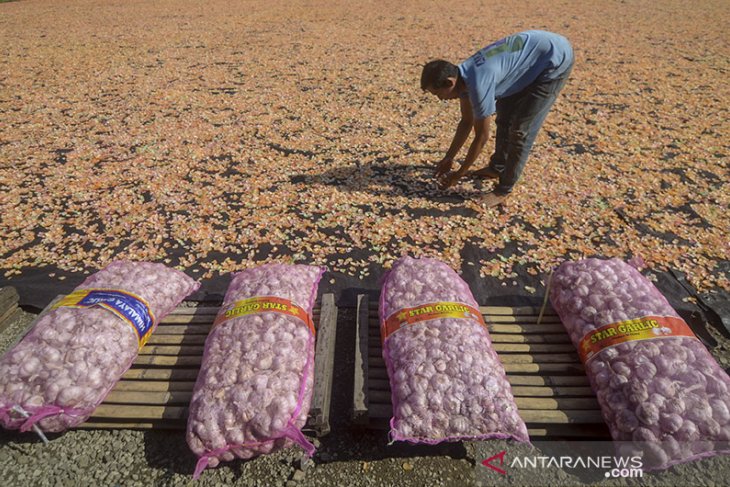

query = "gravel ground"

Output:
[[2, 308, 729, 487]]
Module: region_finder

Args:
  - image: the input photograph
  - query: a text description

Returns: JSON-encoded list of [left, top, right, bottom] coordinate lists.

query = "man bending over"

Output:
[[421, 30, 574, 207]]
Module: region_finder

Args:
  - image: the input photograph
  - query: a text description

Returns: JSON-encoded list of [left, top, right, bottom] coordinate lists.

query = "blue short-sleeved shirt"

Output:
[[458, 30, 574, 119]]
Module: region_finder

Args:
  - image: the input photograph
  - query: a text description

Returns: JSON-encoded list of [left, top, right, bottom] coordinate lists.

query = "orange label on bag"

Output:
[[578, 315, 697, 364], [213, 296, 315, 335], [382, 301, 486, 341]]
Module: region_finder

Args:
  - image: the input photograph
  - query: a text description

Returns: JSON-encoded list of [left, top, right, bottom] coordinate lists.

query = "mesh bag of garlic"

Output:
[[0, 261, 199, 433], [550, 257, 730, 469], [379, 256, 529, 444], [187, 263, 325, 479]]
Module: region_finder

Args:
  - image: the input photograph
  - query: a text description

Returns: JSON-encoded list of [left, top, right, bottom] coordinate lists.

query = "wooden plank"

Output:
[[133, 355, 202, 367], [166, 306, 220, 315], [122, 368, 200, 381], [358, 390, 390, 403], [0, 286, 20, 331], [527, 424, 610, 438], [506, 376, 589, 387], [488, 324, 566, 334], [159, 315, 216, 324], [104, 390, 193, 405], [481, 306, 556, 316], [0, 307, 22, 336], [496, 354, 580, 364], [353, 295, 370, 425], [0, 302, 19, 324], [492, 343, 575, 353], [113, 380, 196, 392], [521, 410, 604, 423], [511, 386, 595, 398], [503, 363, 585, 374], [0, 287, 19, 327], [515, 397, 599, 410], [489, 334, 571, 344], [145, 335, 207, 345], [484, 316, 562, 324], [151, 324, 211, 335], [138, 345, 204, 356], [365, 378, 390, 390], [0, 286, 19, 308], [91, 405, 188, 420], [309, 293, 337, 436]]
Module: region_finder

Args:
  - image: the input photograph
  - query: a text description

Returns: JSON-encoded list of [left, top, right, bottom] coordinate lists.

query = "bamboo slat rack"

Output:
[[352, 295, 609, 439]]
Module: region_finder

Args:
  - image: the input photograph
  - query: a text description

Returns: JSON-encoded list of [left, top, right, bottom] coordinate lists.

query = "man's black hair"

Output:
[[420, 60, 459, 90]]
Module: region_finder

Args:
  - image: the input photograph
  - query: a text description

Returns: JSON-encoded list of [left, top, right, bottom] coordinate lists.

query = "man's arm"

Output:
[[460, 116, 490, 174], [440, 116, 491, 187], [435, 96, 474, 177]]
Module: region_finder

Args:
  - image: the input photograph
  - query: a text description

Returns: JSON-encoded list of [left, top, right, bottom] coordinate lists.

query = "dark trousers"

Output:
[[490, 65, 573, 194]]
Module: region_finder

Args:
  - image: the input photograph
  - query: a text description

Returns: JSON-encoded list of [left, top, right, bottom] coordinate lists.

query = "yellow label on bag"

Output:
[[578, 315, 698, 364], [382, 301, 486, 341], [52, 288, 156, 347], [213, 296, 315, 334]]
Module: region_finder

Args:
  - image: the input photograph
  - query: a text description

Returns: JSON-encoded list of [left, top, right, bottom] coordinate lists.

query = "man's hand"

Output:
[[438, 171, 463, 189], [435, 157, 453, 177]]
